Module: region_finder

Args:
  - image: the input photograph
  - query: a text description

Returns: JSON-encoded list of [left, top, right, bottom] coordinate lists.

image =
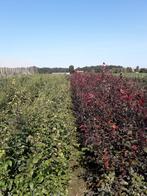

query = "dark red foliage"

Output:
[[71, 72, 147, 191]]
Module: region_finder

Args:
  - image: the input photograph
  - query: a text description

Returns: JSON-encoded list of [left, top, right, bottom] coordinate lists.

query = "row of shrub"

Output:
[[71, 72, 147, 195], [0, 75, 75, 195]]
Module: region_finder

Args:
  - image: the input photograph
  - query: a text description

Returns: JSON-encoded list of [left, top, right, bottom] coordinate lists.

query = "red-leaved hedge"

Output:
[[71, 72, 147, 195]]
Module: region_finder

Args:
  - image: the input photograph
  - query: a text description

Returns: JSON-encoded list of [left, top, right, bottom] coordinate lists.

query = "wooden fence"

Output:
[[0, 67, 38, 77]]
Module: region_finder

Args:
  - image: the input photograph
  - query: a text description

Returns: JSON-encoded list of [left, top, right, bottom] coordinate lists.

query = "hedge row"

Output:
[[0, 75, 75, 195], [71, 72, 147, 195]]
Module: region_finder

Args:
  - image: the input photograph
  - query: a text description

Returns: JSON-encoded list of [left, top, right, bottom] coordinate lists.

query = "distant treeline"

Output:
[[38, 67, 69, 74], [0, 65, 146, 77], [38, 65, 147, 73], [75, 65, 147, 73]]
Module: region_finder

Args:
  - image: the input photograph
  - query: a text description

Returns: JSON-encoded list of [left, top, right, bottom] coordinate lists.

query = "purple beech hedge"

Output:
[[71, 72, 147, 194]]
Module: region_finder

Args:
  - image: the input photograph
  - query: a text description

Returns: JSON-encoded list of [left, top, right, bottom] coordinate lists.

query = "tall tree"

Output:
[[69, 65, 74, 74]]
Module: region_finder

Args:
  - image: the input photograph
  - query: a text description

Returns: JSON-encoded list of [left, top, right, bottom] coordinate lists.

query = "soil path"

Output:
[[68, 134, 87, 196], [68, 159, 87, 196]]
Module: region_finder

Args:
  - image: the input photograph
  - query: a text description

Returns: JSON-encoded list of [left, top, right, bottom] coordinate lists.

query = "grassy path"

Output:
[[68, 143, 87, 196]]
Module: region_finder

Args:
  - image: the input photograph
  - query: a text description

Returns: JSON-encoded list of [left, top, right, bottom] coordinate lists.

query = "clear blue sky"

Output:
[[0, 0, 147, 68]]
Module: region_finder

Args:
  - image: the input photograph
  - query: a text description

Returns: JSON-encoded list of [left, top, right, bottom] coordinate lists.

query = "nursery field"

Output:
[[0, 72, 147, 195]]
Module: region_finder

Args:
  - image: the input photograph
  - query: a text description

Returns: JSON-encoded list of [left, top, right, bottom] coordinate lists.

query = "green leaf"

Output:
[[29, 182, 34, 190]]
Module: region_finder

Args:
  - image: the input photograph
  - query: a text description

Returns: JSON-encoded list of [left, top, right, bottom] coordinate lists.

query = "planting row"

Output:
[[0, 75, 75, 195], [71, 72, 147, 195]]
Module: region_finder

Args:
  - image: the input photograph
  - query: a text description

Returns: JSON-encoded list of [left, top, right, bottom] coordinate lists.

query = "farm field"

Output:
[[114, 72, 147, 79], [114, 72, 147, 90], [0, 72, 147, 195]]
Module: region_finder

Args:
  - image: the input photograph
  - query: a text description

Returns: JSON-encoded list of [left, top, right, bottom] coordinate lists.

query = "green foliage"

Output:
[[69, 65, 75, 74], [0, 74, 75, 195]]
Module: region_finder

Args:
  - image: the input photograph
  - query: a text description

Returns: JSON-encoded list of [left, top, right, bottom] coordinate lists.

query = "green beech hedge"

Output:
[[0, 75, 75, 195]]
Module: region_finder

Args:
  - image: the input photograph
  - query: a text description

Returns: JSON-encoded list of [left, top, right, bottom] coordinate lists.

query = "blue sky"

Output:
[[0, 0, 147, 68]]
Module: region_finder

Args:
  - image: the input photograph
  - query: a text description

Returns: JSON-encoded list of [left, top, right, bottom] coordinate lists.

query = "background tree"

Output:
[[135, 66, 139, 72], [126, 67, 133, 73], [69, 65, 74, 74], [139, 68, 147, 73]]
